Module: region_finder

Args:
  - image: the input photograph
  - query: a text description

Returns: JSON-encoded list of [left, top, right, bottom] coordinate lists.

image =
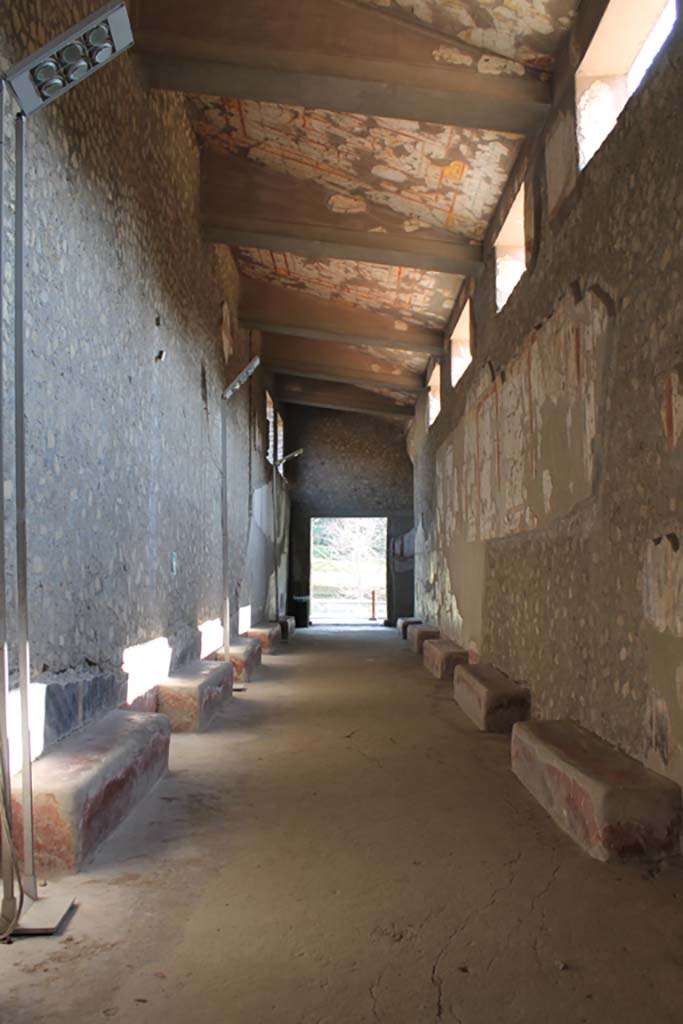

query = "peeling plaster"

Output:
[[186, 97, 520, 240], [643, 534, 683, 637], [457, 289, 610, 542], [328, 193, 368, 214], [662, 368, 683, 451], [477, 54, 525, 76], [432, 45, 474, 66], [237, 248, 461, 330], [358, 0, 577, 65]]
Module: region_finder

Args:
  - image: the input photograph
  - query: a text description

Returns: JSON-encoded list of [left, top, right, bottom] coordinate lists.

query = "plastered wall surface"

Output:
[[0, 3, 281, 707], [411, 26, 683, 783]]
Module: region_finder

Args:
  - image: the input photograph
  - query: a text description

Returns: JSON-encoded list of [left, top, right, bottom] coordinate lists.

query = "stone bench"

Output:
[[406, 624, 439, 654], [453, 663, 530, 733], [157, 659, 233, 732], [423, 638, 468, 681], [278, 615, 296, 642], [210, 638, 262, 689], [397, 617, 421, 639], [511, 720, 683, 862], [246, 623, 281, 652], [11, 710, 170, 875]]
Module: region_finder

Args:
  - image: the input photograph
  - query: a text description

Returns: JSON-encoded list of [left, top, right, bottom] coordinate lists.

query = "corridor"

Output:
[[5, 629, 683, 1024]]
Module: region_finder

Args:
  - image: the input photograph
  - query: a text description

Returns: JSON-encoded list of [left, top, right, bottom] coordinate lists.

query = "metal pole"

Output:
[[0, 79, 17, 928], [272, 466, 279, 620], [220, 401, 230, 658], [14, 113, 36, 901]]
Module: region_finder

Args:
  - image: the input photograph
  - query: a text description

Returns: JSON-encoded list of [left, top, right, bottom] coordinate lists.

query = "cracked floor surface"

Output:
[[4, 627, 683, 1023]]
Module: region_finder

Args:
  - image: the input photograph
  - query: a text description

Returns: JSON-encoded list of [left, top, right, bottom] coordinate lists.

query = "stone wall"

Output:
[[411, 22, 683, 783], [0, 2, 282, 728]]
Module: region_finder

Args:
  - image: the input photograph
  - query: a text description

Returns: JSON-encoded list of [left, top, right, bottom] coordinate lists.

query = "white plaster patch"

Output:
[[432, 46, 474, 67], [643, 535, 683, 637], [371, 165, 408, 183], [542, 469, 553, 514], [477, 54, 526, 77], [328, 194, 368, 215]]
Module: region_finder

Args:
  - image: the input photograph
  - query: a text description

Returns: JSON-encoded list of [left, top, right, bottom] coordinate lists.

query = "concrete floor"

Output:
[[4, 627, 683, 1023]]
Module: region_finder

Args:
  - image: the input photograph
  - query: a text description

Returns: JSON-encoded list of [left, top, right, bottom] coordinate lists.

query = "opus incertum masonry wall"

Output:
[[0, 2, 282, 732]]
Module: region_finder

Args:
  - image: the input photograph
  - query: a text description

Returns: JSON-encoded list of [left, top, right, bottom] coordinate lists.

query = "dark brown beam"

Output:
[[134, 0, 551, 134], [267, 363, 423, 394], [261, 333, 424, 394], [240, 279, 445, 357], [275, 377, 414, 418], [201, 151, 480, 276], [143, 55, 549, 135], [206, 226, 477, 276]]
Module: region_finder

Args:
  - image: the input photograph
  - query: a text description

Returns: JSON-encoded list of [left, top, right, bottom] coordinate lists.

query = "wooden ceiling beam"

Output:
[[206, 225, 478, 276], [274, 376, 414, 418], [140, 54, 549, 135], [260, 333, 425, 394], [201, 150, 480, 276], [239, 279, 445, 357], [134, 0, 551, 134]]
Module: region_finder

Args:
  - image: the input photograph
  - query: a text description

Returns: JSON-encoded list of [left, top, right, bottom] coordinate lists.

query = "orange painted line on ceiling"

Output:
[[235, 99, 248, 139], [249, 145, 359, 186]]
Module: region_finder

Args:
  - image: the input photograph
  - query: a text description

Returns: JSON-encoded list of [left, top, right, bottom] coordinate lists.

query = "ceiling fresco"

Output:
[[356, 0, 578, 67], [187, 97, 520, 240], [238, 248, 461, 331]]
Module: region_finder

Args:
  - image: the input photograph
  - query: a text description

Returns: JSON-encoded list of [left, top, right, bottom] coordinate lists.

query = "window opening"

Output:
[[450, 301, 472, 389], [576, 0, 676, 169], [428, 362, 441, 426], [495, 183, 526, 312]]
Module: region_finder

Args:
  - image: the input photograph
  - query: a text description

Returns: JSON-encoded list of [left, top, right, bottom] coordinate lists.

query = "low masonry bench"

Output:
[[423, 638, 468, 681], [246, 623, 281, 653], [511, 720, 683, 862], [278, 615, 296, 642], [397, 617, 421, 639], [157, 659, 233, 733], [210, 637, 262, 689], [407, 623, 440, 654], [11, 710, 170, 875], [453, 663, 531, 733]]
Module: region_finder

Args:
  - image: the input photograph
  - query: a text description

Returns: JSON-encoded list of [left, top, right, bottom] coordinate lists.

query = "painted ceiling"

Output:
[[356, 0, 578, 67], [183, 4, 578, 405], [237, 248, 461, 332], [187, 96, 520, 241]]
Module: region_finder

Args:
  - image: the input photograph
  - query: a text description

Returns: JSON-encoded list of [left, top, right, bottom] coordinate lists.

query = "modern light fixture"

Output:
[[222, 356, 261, 401], [0, 2, 134, 940], [277, 448, 303, 468], [220, 357, 262, 654], [5, 2, 134, 116]]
